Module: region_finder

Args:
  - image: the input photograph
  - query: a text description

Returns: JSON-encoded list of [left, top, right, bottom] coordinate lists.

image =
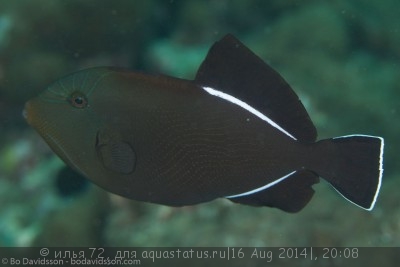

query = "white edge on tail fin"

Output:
[[202, 86, 297, 140], [225, 170, 297, 198], [332, 134, 384, 211]]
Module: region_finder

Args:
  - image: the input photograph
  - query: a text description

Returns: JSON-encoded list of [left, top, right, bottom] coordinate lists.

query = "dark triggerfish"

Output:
[[24, 34, 384, 212]]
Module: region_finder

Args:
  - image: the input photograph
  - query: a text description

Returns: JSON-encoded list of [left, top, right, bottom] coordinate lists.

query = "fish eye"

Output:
[[69, 92, 88, 108]]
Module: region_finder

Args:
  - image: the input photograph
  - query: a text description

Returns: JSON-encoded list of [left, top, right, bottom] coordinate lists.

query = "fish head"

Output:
[[24, 67, 118, 186]]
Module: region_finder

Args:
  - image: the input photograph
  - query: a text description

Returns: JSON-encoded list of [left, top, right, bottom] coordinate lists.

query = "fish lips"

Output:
[[23, 100, 34, 126]]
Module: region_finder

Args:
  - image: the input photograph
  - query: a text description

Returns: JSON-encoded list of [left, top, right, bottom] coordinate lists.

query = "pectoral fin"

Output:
[[96, 130, 136, 174]]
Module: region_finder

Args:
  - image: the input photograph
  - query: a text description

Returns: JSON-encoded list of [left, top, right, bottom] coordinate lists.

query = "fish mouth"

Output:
[[22, 106, 27, 120], [23, 100, 40, 127], [23, 101, 33, 125]]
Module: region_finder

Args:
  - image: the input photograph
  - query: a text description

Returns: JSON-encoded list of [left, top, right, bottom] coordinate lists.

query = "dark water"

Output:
[[0, 1, 398, 265]]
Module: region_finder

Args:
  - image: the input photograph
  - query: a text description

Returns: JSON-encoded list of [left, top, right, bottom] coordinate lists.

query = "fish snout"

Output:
[[23, 101, 34, 125]]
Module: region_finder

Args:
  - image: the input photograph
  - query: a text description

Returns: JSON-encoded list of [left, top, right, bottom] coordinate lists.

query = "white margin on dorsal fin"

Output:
[[225, 170, 297, 198], [332, 134, 384, 211], [202, 86, 297, 140]]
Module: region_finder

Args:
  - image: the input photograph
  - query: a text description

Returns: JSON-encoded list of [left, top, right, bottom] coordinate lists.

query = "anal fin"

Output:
[[228, 170, 319, 213]]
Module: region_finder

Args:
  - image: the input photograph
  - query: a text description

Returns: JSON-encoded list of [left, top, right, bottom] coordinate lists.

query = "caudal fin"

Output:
[[311, 135, 384, 210]]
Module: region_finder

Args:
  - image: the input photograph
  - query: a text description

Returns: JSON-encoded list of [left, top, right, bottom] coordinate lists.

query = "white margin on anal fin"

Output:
[[225, 170, 297, 198], [202, 86, 297, 140], [332, 134, 384, 211]]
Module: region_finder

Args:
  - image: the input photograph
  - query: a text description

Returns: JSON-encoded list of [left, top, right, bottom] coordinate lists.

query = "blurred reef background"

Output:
[[0, 0, 399, 258]]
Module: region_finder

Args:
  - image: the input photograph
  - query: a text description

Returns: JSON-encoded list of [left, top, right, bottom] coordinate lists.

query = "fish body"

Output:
[[25, 35, 384, 212]]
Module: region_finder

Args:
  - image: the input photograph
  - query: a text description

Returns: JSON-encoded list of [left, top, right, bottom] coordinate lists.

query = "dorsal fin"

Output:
[[195, 34, 317, 142]]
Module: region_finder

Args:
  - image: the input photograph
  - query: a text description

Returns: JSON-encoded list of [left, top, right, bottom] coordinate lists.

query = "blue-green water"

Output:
[[0, 0, 399, 265]]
